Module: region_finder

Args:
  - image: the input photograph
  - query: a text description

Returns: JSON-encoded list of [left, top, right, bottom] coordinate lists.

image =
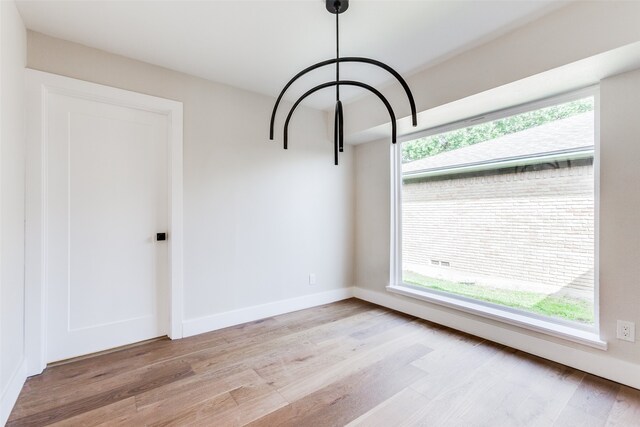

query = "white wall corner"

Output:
[[0, 360, 27, 426], [182, 287, 355, 338], [352, 287, 640, 390]]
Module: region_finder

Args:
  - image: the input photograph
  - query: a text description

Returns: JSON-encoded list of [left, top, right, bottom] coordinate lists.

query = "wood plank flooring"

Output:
[[7, 298, 640, 426]]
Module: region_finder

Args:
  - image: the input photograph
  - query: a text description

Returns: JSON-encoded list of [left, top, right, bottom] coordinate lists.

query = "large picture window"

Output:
[[396, 92, 597, 329]]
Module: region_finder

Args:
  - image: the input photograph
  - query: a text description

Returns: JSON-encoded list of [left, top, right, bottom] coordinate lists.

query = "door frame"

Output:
[[25, 69, 184, 375]]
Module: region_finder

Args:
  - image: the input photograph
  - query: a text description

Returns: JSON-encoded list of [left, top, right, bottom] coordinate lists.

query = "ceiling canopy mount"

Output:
[[326, 0, 349, 15], [270, 0, 417, 165]]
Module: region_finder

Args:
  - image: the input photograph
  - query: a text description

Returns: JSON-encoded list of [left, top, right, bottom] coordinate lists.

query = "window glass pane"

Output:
[[401, 97, 595, 325]]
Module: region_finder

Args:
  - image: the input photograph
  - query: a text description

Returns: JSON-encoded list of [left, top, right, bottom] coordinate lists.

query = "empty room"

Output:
[[2, 0, 640, 425]]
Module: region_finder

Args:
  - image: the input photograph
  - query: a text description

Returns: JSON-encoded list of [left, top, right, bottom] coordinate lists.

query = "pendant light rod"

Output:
[[336, 9, 340, 103], [334, 100, 343, 164], [334, 7, 341, 163], [335, 100, 344, 155]]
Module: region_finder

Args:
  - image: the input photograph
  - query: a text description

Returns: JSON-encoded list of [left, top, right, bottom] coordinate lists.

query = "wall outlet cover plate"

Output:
[[616, 320, 635, 342]]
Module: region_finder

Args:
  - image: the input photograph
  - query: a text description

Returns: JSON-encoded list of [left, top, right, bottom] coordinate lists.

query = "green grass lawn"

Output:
[[403, 271, 593, 324]]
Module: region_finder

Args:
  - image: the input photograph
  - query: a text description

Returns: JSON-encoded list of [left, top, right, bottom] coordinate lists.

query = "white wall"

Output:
[[353, 2, 640, 388], [0, 0, 27, 423], [599, 68, 640, 366], [26, 31, 355, 329]]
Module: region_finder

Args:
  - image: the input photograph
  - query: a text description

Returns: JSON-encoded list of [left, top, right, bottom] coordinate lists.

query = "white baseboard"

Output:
[[1, 360, 27, 426], [182, 287, 355, 338], [353, 287, 640, 390]]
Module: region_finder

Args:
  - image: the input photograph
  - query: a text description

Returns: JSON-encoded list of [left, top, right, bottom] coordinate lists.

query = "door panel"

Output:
[[46, 93, 168, 362]]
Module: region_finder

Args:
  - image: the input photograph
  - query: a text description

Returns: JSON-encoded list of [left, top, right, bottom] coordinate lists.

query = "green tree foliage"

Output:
[[402, 98, 594, 163]]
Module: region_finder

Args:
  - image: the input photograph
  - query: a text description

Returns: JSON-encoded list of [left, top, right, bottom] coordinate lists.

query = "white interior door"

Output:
[[45, 91, 169, 363]]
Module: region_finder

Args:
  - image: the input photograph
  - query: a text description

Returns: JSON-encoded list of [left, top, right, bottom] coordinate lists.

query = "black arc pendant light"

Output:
[[269, 0, 418, 165]]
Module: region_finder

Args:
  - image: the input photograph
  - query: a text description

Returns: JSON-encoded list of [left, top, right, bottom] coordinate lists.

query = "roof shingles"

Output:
[[403, 112, 594, 173]]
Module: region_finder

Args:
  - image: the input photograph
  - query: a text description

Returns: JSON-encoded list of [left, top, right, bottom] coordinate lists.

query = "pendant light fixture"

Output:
[[269, 0, 418, 165]]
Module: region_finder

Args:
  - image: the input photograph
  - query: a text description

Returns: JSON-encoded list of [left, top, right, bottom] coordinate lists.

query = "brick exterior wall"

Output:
[[402, 163, 594, 291]]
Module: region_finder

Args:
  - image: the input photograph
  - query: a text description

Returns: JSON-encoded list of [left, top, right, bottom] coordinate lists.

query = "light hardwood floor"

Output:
[[7, 299, 640, 426]]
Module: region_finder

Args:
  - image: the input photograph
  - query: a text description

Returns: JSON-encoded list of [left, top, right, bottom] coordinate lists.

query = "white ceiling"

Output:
[[16, 0, 566, 110]]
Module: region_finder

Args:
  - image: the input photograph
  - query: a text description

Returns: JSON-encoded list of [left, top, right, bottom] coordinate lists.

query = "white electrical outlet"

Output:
[[309, 273, 317, 286], [616, 320, 635, 342]]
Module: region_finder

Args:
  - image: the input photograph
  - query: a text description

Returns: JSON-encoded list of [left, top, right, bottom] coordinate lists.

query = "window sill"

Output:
[[386, 284, 607, 351]]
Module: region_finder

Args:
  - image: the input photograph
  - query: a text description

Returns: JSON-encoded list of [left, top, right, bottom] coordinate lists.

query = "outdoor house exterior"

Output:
[[401, 112, 595, 321]]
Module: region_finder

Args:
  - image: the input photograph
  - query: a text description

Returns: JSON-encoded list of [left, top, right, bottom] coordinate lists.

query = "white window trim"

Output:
[[390, 86, 604, 350]]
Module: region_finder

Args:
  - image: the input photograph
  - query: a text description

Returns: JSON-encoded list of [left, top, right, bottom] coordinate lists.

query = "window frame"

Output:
[[389, 86, 605, 349]]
